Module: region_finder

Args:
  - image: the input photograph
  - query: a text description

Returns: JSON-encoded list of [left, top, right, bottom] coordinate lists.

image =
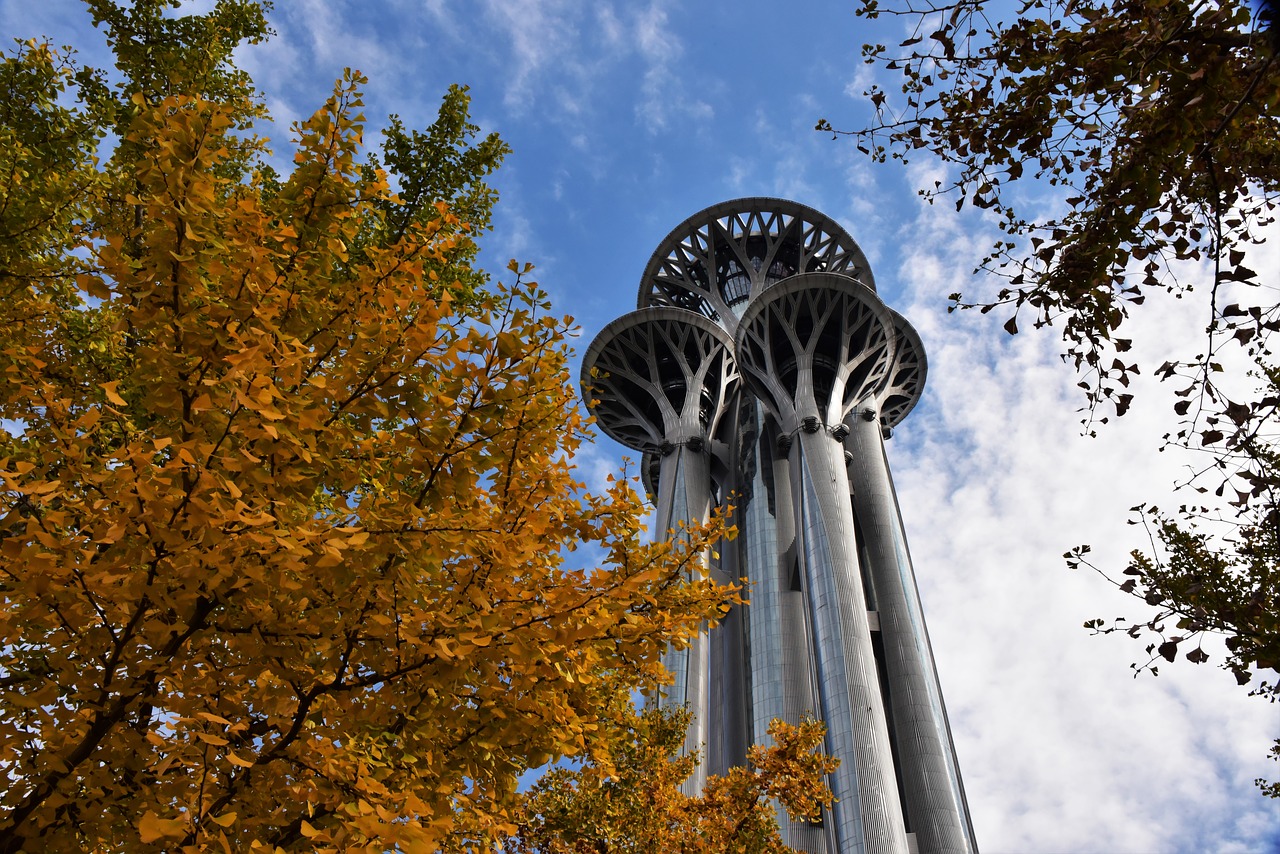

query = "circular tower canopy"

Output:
[[581, 308, 739, 454], [637, 198, 876, 335], [880, 310, 928, 429], [734, 272, 897, 432]]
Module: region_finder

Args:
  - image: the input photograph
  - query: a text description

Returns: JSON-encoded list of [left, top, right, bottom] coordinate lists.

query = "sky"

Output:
[[3, 1, 1278, 851]]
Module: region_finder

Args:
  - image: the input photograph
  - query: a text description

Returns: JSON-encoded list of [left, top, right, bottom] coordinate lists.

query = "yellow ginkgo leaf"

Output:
[[137, 811, 186, 843]]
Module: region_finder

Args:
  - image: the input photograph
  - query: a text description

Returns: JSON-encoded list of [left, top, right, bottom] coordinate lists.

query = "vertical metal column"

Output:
[[846, 414, 976, 853], [736, 401, 829, 852], [652, 442, 714, 793], [793, 433, 906, 854]]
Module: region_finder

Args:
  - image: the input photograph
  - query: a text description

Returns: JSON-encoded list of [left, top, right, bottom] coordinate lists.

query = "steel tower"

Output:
[[581, 199, 977, 854]]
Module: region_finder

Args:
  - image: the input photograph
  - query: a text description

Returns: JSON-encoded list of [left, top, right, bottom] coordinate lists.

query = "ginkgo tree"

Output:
[[506, 705, 837, 854], [0, 2, 736, 851]]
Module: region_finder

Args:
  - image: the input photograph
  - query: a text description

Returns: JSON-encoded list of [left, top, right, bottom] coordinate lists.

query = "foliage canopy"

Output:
[[0, 2, 735, 849], [822, 0, 1277, 419]]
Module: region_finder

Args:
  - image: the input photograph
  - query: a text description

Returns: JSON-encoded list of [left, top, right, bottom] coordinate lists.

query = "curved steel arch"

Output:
[[733, 272, 897, 433]]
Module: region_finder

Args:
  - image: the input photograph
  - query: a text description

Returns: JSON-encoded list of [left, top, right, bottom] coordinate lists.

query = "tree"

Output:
[[0, 2, 735, 850], [820, 0, 1278, 428], [505, 705, 837, 854], [818, 0, 1279, 790]]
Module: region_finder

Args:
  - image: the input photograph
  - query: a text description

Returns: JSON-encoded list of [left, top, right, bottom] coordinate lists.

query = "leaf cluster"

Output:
[[1069, 485, 1279, 792], [505, 705, 837, 854]]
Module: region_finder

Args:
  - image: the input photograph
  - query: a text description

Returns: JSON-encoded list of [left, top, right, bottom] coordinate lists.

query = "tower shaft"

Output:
[[583, 198, 978, 854], [653, 443, 715, 795]]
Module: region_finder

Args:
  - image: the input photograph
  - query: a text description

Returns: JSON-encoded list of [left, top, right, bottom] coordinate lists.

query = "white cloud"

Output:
[[479, 0, 584, 112], [632, 1, 713, 132], [888, 202, 1280, 851], [843, 62, 877, 100], [595, 4, 625, 47], [419, 0, 452, 24]]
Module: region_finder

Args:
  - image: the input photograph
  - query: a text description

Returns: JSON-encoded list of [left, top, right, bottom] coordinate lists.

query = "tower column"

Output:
[[580, 308, 740, 795], [792, 428, 909, 854], [845, 413, 976, 853], [734, 273, 913, 854], [653, 442, 714, 795], [737, 404, 829, 851], [771, 443, 817, 731]]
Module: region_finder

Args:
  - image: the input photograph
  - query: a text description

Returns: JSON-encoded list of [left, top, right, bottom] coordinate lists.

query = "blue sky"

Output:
[[4, 1, 1278, 851]]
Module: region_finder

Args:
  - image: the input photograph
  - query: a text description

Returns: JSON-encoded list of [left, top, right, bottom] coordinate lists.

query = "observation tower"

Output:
[[581, 199, 977, 854]]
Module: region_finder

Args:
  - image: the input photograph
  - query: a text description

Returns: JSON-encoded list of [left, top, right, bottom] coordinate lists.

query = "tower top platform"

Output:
[[637, 197, 875, 335]]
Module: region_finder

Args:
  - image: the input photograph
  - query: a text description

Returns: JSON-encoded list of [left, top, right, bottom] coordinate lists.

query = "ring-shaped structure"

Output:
[[581, 308, 739, 453], [879, 310, 928, 429], [734, 273, 896, 433], [637, 198, 875, 335]]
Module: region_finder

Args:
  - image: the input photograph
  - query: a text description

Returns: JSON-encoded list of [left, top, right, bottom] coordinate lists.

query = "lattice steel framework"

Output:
[[880, 311, 927, 430], [638, 198, 876, 334], [582, 198, 977, 854]]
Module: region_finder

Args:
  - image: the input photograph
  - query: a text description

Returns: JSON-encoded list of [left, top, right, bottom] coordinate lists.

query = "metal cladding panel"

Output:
[[845, 417, 977, 854], [737, 406, 788, 742], [708, 596, 748, 778], [775, 450, 819, 731], [795, 435, 909, 854], [654, 445, 714, 797]]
